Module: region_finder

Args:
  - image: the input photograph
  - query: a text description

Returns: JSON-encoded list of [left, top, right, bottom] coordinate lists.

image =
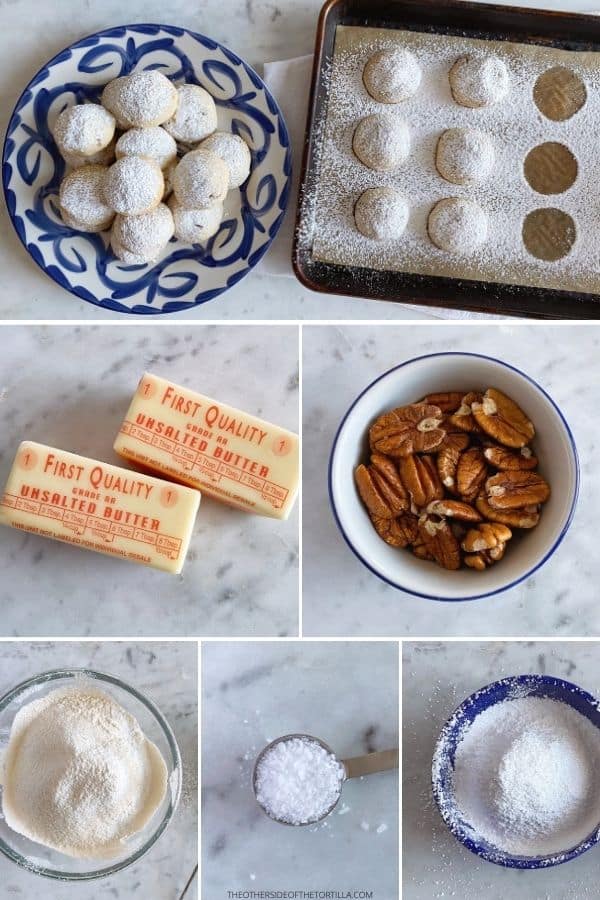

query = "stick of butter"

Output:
[[0, 442, 200, 574], [114, 373, 299, 520]]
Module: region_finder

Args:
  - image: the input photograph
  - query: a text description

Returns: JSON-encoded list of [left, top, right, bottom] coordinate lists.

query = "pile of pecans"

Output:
[[354, 388, 550, 571]]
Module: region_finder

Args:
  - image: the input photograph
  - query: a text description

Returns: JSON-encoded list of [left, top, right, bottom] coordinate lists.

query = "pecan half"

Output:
[[437, 427, 471, 454], [456, 447, 488, 502], [483, 444, 538, 471], [426, 499, 482, 522], [472, 388, 535, 449], [417, 516, 461, 570], [437, 441, 466, 491], [462, 522, 512, 553], [399, 455, 444, 509], [355, 463, 404, 519], [421, 391, 464, 414], [371, 512, 418, 548], [464, 542, 508, 570], [447, 392, 483, 434], [370, 404, 445, 457], [475, 493, 540, 529], [486, 471, 550, 509], [412, 535, 434, 561], [370, 453, 409, 514]]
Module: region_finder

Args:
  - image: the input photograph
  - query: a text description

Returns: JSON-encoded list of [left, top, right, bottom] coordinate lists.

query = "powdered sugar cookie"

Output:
[[53, 104, 115, 157], [163, 84, 217, 144], [199, 132, 251, 189], [436, 127, 495, 185], [59, 165, 115, 232], [60, 139, 116, 169], [172, 149, 229, 209], [103, 156, 164, 216], [352, 113, 410, 171], [428, 197, 488, 253], [354, 187, 409, 240], [168, 196, 223, 243], [449, 55, 510, 109], [115, 127, 178, 170], [101, 71, 178, 128], [363, 48, 421, 103], [112, 203, 174, 263]]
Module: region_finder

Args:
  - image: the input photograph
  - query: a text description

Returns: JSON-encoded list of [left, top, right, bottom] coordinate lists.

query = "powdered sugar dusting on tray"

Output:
[[303, 25, 600, 295]]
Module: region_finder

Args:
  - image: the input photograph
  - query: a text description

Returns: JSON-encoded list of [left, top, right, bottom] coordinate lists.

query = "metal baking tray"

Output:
[[293, 0, 600, 318]]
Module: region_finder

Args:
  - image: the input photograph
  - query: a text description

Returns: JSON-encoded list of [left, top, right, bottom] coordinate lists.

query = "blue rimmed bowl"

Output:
[[432, 674, 600, 869], [2, 24, 291, 315], [329, 352, 579, 601]]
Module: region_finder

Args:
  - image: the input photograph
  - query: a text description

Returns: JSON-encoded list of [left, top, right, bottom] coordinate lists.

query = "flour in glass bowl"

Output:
[[443, 696, 600, 857], [0, 685, 168, 859]]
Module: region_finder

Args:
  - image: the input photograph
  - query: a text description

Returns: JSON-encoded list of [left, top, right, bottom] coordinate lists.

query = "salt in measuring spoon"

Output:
[[252, 732, 399, 826]]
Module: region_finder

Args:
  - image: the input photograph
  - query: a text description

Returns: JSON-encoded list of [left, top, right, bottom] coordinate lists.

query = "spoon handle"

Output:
[[342, 748, 399, 779]]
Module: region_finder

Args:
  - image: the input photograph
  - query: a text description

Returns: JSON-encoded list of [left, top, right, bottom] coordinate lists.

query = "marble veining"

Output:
[[0, 325, 299, 637], [403, 641, 600, 900], [0, 641, 197, 900], [303, 323, 596, 637], [202, 641, 398, 895]]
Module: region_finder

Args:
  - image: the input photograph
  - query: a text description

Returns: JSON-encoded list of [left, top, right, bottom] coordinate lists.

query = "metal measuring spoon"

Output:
[[252, 732, 399, 826]]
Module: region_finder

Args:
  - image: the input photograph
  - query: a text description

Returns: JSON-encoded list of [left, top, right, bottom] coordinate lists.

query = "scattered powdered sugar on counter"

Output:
[[303, 25, 600, 295], [254, 736, 345, 825], [443, 695, 600, 857]]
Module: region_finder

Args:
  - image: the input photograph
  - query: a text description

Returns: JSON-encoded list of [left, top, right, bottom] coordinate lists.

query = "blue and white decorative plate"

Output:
[[2, 24, 291, 314]]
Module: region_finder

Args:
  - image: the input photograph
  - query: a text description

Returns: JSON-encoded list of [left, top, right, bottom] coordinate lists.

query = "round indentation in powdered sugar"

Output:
[[427, 197, 488, 254], [362, 47, 421, 104], [354, 187, 409, 240], [352, 113, 410, 172], [436, 127, 495, 185], [524, 142, 578, 195], [522, 208, 576, 261], [533, 67, 587, 122]]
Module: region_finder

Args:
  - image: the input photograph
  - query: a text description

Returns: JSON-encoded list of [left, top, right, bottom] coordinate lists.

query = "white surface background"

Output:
[[403, 641, 600, 900], [0, 641, 197, 900], [2, 0, 599, 320], [202, 641, 399, 898], [0, 325, 299, 637], [302, 323, 595, 637]]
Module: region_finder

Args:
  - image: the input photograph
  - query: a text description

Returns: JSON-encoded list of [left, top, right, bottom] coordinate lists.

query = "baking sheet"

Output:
[[308, 24, 600, 295]]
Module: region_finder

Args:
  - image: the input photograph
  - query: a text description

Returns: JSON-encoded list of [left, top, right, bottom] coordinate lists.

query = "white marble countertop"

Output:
[[0, 640, 197, 900], [2, 0, 600, 321], [303, 323, 594, 637], [403, 641, 600, 900], [0, 325, 299, 637], [201, 641, 399, 897]]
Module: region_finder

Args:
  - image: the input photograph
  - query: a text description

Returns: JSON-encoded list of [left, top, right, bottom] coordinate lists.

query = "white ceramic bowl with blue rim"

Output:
[[2, 24, 291, 315], [329, 352, 579, 601]]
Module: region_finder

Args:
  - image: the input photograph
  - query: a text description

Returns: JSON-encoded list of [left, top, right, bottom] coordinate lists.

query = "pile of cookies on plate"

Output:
[[53, 70, 251, 263]]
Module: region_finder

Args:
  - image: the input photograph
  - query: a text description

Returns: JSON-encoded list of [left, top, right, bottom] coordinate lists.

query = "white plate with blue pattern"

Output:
[[2, 24, 291, 315]]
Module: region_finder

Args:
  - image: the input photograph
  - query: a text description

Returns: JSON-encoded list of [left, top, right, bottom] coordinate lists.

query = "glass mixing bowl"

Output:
[[0, 668, 182, 880]]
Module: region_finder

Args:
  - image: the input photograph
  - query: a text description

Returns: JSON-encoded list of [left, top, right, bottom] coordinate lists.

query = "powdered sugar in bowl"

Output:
[[329, 352, 579, 601], [432, 675, 600, 868], [0, 669, 181, 880]]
